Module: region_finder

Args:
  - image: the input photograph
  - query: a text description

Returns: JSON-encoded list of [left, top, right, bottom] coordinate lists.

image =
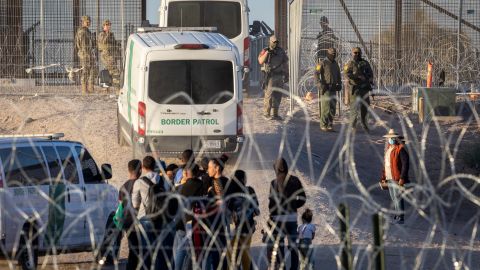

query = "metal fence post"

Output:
[[40, 0, 45, 92], [456, 0, 464, 89], [338, 203, 352, 270], [372, 213, 385, 270]]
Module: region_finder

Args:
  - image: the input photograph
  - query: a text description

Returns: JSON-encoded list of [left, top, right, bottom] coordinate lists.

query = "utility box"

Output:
[[412, 87, 458, 122]]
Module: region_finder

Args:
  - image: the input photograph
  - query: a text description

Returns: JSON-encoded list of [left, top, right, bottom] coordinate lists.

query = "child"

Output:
[[298, 208, 316, 269]]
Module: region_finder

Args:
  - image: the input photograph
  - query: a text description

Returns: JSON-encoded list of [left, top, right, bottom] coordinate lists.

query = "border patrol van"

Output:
[[117, 30, 245, 156], [158, 0, 251, 90], [0, 134, 117, 269]]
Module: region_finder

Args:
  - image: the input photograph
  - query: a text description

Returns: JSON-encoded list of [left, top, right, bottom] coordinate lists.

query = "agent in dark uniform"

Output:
[[315, 48, 342, 131], [344, 47, 373, 131], [258, 35, 289, 120], [316, 16, 337, 60]]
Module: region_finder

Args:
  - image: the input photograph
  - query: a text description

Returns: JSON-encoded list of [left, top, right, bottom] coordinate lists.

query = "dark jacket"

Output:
[[268, 175, 306, 217], [315, 57, 342, 94], [118, 179, 136, 228], [176, 177, 205, 230], [381, 144, 410, 183]]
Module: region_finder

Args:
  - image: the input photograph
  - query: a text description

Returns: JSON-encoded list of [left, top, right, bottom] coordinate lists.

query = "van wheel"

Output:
[[117, 122, 127, 147], [17, 226, 38, 270], [117, 111, 128, 147]]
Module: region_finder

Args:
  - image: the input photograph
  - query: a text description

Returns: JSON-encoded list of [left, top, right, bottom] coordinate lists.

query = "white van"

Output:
[[117, 30, 244, 156], [158, 0, 251, 90], [0, 134, 117, 269]]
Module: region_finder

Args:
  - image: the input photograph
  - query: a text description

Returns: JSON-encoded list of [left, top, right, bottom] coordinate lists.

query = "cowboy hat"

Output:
[[382, 129, 400, 138]]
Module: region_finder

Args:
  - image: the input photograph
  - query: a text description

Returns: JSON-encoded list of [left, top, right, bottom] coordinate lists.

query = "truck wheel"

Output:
[[117, 111, 128, 147], [117, 123, 128, 147], [17, 226, 38, 270]]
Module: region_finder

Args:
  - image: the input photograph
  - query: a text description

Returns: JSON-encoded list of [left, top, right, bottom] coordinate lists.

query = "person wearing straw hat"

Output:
[[380, 129, 409, 224]]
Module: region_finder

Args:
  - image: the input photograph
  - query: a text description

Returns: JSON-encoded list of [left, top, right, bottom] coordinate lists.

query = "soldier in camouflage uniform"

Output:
[[257, 35, 289, 120], [98, 19, 120, 88], [315, 48, 342, 132], [344, 47, 374, 131], [75, 15, 97, 94]]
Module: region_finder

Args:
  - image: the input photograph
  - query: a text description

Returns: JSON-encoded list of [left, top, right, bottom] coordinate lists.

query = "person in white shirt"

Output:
[[298, 208, 316, 269]]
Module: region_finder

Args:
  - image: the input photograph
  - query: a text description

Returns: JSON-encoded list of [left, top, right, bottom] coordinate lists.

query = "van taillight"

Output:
[[243, 37, 250, 67], [237, 102, 243, 136], [138, 102, 146, 136]]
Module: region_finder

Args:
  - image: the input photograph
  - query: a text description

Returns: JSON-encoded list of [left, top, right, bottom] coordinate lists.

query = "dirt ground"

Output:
[[0, 94, 479, 269]]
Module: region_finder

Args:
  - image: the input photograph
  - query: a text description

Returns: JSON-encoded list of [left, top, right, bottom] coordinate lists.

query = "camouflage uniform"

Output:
[[344, 48, 373, 130], [98, 20, 120, 87], [260, 46, 288, 118], [315, 56, 342, 129], [75, 16, 97, 94]]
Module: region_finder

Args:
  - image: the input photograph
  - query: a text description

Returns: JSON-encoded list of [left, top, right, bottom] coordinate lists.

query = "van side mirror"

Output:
[[101, 164, 112, 180]]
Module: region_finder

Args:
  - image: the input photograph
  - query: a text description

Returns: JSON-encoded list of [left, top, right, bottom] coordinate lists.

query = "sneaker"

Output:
[[271, 115, 282, 120], [263, 114, 271, 120], [320, 127, 328, 132]]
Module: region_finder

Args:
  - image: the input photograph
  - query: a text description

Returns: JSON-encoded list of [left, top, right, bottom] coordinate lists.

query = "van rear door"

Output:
[[189, 60, 237, 151], [146, 60, 193, 152]]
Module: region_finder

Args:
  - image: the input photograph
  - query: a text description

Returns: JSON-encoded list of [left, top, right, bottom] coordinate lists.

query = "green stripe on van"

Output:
[[127, 41, 135, 124]]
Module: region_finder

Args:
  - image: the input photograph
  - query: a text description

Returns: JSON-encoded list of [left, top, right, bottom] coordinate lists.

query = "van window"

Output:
[[42, 146, 63, 183], [168, 1, 241, 39], [0, 147, 49, 187], [149, 60, 234, 105], [56, 146, 80, 184], [75, 146, 102, 184]]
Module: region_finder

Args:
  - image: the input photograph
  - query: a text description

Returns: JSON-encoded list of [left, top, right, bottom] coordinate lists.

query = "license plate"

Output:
[[204, 140, 221, 149]]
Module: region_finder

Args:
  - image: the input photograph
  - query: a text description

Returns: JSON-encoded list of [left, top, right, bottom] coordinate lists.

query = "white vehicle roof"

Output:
[[131, 31, 236, 51]]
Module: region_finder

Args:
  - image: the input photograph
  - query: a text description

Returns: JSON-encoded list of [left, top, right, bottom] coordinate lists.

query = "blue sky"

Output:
[[147, 0, 274, 28]]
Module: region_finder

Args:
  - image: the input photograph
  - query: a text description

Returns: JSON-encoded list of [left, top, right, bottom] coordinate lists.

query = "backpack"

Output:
[[231, 187, 259, 234], [141, 176, 154, 187]]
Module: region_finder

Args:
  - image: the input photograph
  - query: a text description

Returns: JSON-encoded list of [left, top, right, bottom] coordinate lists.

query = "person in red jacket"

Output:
[[380, 129, 409, 224]]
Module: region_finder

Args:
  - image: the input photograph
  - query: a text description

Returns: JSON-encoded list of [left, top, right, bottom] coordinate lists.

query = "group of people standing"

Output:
[[98, 150, 315, 270], [75, 15, 121, 94]]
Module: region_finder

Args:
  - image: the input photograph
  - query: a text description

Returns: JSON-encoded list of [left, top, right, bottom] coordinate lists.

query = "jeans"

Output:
[[350, 91, 370, 129], [298, 239, 313, 270], [139, 217, 175, 270], [174, 228, 191, 270], [228, 234, 253, 270], [266, 220, 299, 270], [388, 181, 405, 219]]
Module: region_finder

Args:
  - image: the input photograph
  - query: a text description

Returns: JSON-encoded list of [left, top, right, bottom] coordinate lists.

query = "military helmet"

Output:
[[320, 16, 329, 25], [81, 15, 91, 22], [103, 19, 111, 26]]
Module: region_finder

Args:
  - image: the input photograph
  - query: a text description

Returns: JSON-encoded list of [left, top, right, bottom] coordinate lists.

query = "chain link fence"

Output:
[[0, 0, 141, 94], [296, 0, 480, 96]]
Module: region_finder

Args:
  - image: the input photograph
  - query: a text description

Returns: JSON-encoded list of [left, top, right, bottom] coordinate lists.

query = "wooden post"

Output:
[[338, 204, 352, 270], [419, 97, 424, 123], [372, 213, 386, 270]]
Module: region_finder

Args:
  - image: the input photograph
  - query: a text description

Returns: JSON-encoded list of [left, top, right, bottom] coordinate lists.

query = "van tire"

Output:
[[17, 225, 38, 270], [117, 111, 128, 147]]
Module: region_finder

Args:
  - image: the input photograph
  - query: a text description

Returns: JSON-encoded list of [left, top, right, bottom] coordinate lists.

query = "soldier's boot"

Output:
[[81, 84, 87, 95]]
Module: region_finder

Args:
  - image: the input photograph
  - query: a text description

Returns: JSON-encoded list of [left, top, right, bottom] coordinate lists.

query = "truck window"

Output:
[[74, 146, 102, 184], [56, 146, 80, 184], [42, 146, 63, 183], [149, 60, 233, 105], [0, 147, 49, 187], [168, 1, 241, 39]]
